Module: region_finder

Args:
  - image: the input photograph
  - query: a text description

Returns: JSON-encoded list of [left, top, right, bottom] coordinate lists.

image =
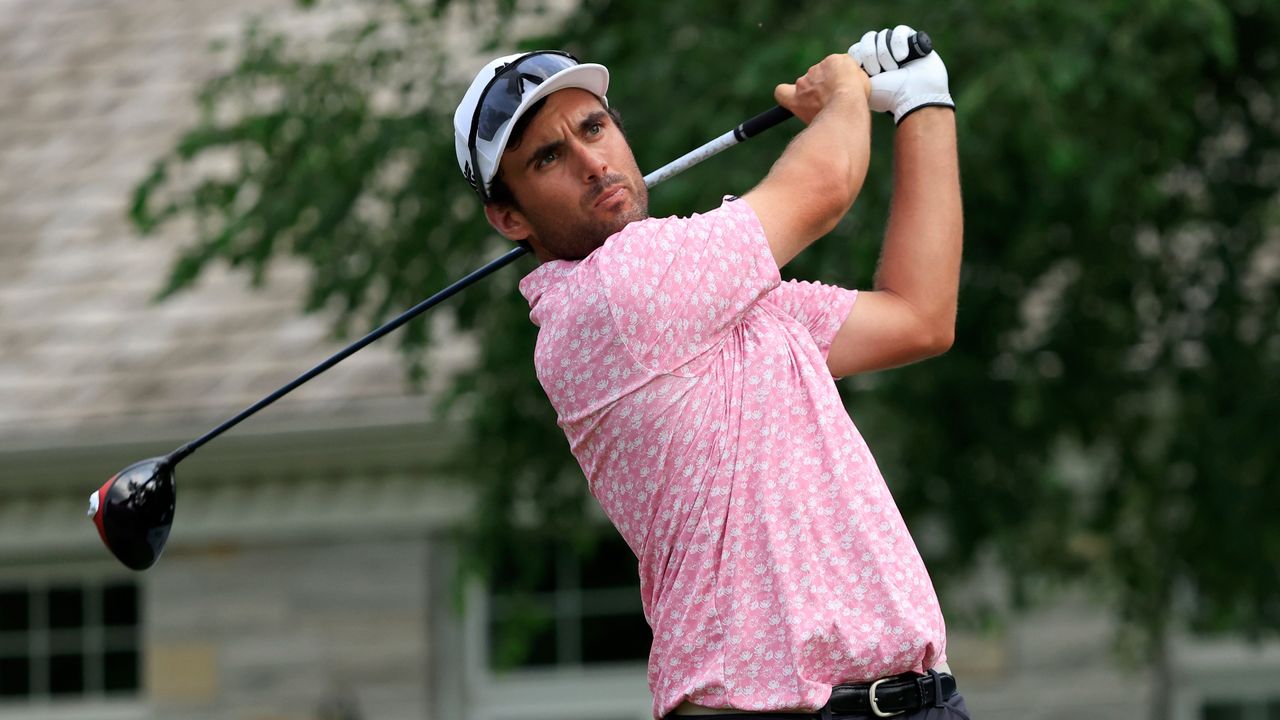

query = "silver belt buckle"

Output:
[[868, 677, 904, 718]]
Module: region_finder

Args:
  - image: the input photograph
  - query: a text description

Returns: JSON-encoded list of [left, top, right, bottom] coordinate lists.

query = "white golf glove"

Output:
[[849, 25, 955, 124]]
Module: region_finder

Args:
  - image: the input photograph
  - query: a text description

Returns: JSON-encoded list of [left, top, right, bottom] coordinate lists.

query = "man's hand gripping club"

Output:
[[772, 53, 871, 126], [743, 28, 948, 269], [850, 24, 955, 124]]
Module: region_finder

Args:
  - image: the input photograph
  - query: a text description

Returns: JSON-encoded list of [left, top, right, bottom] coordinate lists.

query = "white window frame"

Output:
[[459, 581, 653, 720], [0, 564, 145, 720], [428, 529, 653, 720]]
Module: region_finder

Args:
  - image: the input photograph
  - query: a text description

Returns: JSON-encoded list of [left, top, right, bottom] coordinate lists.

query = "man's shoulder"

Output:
[[518, 258, 580, 311]]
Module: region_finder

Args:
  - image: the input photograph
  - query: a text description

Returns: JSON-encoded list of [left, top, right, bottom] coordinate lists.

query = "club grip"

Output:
[[905, 31, 933, 62], [735, 105, 794, 141]]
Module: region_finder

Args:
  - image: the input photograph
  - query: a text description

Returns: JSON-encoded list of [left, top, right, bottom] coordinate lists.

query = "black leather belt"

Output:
[[827, 669, 957, 717]]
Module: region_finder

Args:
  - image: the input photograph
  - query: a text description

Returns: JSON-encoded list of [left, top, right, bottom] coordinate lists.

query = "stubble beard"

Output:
[[531, 172, 650, 261]]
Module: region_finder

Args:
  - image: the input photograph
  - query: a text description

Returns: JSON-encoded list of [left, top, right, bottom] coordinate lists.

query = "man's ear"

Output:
[[484, 202, 534, 244]]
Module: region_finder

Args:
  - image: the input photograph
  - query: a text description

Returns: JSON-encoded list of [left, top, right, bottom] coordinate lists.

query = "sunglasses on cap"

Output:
[[466, 50, 582, 203]]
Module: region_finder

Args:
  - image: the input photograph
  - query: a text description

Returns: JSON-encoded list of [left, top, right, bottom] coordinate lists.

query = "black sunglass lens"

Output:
[[477, 99, 517, 142]]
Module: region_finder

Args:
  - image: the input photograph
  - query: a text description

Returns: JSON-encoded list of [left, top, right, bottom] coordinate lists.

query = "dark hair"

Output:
[[486, 98, 627, 208]]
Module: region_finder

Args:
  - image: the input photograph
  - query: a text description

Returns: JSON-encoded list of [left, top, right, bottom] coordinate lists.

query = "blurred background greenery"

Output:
[[123, 0, 1279, 716]]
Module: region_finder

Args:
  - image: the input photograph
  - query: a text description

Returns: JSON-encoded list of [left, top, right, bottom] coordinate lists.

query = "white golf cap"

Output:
[[454, 51, 609, 201]]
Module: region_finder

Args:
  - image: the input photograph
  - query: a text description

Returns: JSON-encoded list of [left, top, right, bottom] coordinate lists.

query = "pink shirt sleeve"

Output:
[[765, 280, 859, 360], [591, 197, 781, 372]]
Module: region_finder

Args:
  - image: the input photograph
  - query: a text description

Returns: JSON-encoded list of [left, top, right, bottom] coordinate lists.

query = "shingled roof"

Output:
[[0, 0, 468, 454]]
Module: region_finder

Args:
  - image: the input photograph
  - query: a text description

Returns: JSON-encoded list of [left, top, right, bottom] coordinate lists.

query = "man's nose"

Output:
[[570, 140, 608, 181]]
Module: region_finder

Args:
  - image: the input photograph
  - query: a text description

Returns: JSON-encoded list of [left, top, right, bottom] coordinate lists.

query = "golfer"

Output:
[[454, 25, 965, 720]]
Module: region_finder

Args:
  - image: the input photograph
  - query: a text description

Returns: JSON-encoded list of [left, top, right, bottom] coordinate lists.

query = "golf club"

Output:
[[88, 32, 934, 571]]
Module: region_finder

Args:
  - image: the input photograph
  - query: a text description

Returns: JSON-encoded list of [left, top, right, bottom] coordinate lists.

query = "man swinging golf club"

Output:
[[455, 24, 965, 720]]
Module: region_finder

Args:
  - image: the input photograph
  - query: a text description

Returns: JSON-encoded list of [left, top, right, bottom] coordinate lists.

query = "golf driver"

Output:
[[89, 32, 934, 571]]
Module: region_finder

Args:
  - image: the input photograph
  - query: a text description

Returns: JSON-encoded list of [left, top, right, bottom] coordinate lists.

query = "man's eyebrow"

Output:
[[578, 110, 609, 134], [525, 138, 564, 169]]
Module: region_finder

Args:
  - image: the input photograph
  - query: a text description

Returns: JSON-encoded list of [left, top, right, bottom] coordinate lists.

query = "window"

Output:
[[435, 532, 653, 720], [0, 579, 141, 701], [486, 532, 650, 670]]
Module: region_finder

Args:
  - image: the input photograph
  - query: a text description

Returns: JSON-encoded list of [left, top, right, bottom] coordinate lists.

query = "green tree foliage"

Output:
[[131, 0, 1279, 663]]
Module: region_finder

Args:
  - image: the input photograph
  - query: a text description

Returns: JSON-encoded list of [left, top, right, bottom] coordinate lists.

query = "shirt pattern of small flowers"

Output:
[[518, 198, 946, 719]]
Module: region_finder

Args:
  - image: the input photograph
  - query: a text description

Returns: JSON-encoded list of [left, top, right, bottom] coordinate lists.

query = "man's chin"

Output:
[[534, 199, 648, 261], [612, 195, 649, 226], [606, 199, 642, 221]]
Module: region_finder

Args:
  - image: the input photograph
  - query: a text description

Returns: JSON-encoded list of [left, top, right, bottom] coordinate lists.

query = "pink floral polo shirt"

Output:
[[518, 198, 946, 718]]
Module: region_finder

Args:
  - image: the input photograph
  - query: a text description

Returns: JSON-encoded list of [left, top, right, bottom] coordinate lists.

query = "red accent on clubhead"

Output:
[[92, 474, 115, 547]]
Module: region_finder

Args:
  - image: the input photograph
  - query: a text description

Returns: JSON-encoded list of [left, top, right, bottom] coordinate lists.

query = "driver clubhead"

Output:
[[88, 457, 176, 571]]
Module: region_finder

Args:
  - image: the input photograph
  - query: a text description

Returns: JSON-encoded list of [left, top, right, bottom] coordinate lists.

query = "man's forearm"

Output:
[[746, 72, 872, 267], [772, 91, 872, 215], [875, 107, 962, 344]]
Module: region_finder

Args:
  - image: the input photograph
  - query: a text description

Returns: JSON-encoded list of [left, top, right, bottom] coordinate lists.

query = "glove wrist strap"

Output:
[[894, 94, 956, 124]]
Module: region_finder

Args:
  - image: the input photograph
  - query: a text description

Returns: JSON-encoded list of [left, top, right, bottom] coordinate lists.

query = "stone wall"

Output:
[[147, 538, 431, 720]]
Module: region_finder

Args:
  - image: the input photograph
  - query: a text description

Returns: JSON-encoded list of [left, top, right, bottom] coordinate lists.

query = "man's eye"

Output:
[[537, 151, 557, 168], [587, 122, 603, 135]]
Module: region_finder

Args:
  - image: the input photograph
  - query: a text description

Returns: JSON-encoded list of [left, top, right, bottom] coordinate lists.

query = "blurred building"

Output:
[[0, 2, 1276, 720]]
